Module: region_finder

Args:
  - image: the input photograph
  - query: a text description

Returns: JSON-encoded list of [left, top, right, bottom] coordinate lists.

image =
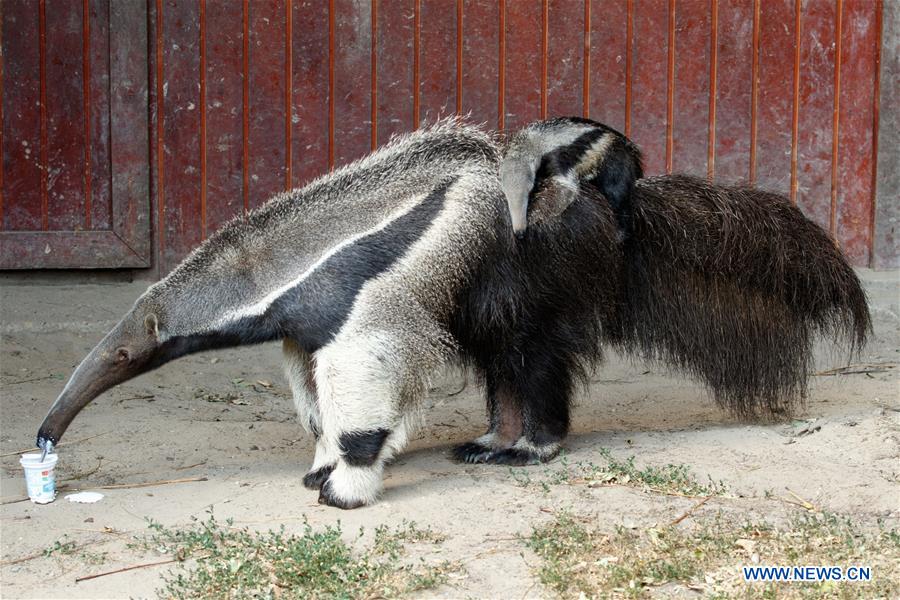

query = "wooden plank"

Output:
[[204, 1, 244, 234], [292, 1, 330, 185], [333, 0, 372, 166], [1, 1, 42, 231], [418, 0, 457, 124], [754, 0, 795, 194], [88, 0, 112, 231], [0, 231, 145, 268], [672, 0, 710, 177], [713, 0, 754, 183], [108, 0, 150, 266], [835, 0, 877, 265], [504, 0, 541, 131], [796, 0, 836, 231], [630, 0, 670, 175], [160, 0, 202, 270], [376, 0, 415, 144], [588, 0, 628, 131], [247, 0, 287, 208], [150, 0, 162, 275], [45, 0, 86, 231], [546, 0, 584, 119], [874, 0, 898, 268], [0, 0, 151, 269], [460, 0, 499, 128], [588, 0, 628, 132]]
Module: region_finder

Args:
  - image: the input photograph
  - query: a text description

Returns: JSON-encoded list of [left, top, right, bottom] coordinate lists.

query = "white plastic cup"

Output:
[[20, 453, 59, 504]]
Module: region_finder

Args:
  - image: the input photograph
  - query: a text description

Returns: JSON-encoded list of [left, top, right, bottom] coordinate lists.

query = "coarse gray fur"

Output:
[[142, 120, 499, 341], [37, 119, 506, 509]]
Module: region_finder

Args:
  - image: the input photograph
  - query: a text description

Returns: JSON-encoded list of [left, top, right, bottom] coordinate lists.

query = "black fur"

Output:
[[452, 442, 551, 466], [451, 123, 870, 460], [339, 429, 391, 467], [451, 180, 624, 459], [302, 464, 334, 490], [450, 441, 496, 464], [611, 175, 871, 416]]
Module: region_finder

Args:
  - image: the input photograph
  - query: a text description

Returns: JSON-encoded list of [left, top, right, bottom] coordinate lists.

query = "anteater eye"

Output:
[[115, 347, 130, 363]]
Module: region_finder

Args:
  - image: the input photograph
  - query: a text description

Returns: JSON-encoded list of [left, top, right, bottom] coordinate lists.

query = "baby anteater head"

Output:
[[500, 117, 643, 239]]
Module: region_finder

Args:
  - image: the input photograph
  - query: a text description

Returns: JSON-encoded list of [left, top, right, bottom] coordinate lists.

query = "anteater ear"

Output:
[[144, 313, 159, 338]]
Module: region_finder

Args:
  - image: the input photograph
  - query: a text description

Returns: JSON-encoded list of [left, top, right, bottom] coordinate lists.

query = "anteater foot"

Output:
[[315, 463, 382, 509], [479, 447, 545, 466], [302, 464, 334, 490], [452, 439, 561, 465], [451, 441, 497, 464], [318, 479, 365, 510]]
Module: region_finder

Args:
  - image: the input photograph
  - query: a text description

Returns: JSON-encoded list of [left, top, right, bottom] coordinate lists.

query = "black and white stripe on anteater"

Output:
[[36, 118, 870, 510], [37, 120, 504, 509], [500, 116, 643, 238]]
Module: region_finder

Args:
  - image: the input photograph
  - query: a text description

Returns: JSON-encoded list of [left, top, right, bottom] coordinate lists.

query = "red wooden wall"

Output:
[[0, 1, 150, 268], [1, 0, 896, 275]]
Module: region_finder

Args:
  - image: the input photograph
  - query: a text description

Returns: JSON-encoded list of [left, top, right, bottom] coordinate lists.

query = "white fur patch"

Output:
[[574, 133, 614, 178], [475, 432, 508, 449], [327, 462, 384, 506], [310, 437, 341, 472], [314, 334, 401, 437], [513, 437, 561, 459], [282, 339, 319, 433]]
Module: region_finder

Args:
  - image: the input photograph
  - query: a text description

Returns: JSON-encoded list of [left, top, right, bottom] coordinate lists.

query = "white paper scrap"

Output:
[[65, 492, 104, 504]]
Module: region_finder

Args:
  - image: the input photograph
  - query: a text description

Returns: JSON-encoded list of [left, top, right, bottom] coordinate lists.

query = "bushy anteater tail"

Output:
[[610, 175, 871, 418]]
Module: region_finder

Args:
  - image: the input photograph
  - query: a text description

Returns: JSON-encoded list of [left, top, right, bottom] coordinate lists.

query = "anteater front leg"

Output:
[[312, 336, 409, 509], [282, 339, 339, 490]]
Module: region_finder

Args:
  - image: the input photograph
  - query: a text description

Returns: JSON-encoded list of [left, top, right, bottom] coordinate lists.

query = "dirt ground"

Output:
[[1, 270, 897, 599]]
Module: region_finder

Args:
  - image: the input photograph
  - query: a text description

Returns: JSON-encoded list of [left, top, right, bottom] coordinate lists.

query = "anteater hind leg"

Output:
[[451, 376, 523, 463], [312, 335, 410, 509], [453, 342, 572, 465], [283, 339, 338, 490]]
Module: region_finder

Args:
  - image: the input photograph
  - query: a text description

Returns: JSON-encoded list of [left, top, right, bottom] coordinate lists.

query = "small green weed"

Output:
[[590, 448, 728, 496], [43, 538, 78, 558], [526, 510, 899, 599], [41, 536, 108, 566], [137, 513, 459, 599], [373, 520, 446, 557], [509, 448, 727, 497]]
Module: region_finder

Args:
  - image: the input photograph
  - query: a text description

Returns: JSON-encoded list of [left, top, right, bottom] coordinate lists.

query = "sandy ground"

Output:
[[0, 270, 897, 599]]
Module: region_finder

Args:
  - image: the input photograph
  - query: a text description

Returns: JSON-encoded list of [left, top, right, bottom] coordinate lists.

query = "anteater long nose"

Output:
[[35, 326, 131, 449]]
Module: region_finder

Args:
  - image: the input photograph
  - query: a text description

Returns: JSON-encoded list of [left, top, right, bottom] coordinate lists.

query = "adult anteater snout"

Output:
[[36, 312, 161, 449]]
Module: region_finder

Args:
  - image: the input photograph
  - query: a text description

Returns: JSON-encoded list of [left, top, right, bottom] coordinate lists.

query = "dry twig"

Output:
[[95, 477, 207, 490], [813, 362, 896, 376], [0, 541, 94, 567], [174, 460, 207, 471], [669, 496, 712, 526], [0, 375, 56, 386], [75, 558, 180, 583], [783, 488, 819, 512], [114, 394, 155, 404], [0, 431, 112, 458]]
